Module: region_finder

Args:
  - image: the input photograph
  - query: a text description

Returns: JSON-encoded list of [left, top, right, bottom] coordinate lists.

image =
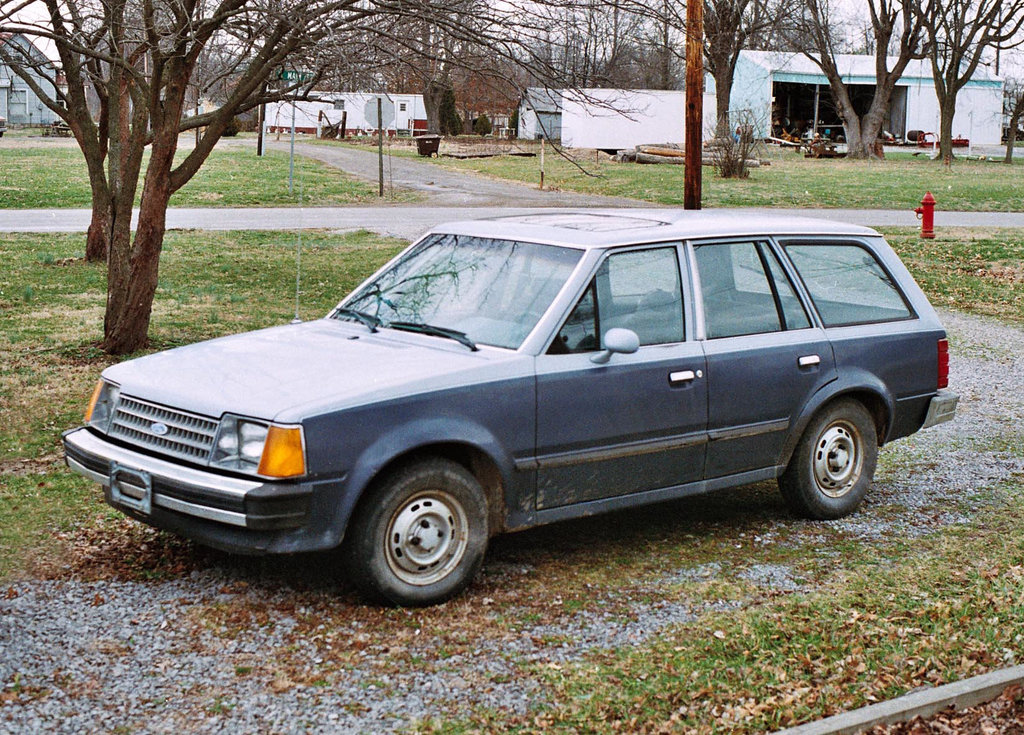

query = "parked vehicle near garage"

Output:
[[64, 211, 958, 605]]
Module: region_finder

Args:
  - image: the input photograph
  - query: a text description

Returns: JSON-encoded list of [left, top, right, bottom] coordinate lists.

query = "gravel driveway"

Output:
[[2, 310, 1022, 734]]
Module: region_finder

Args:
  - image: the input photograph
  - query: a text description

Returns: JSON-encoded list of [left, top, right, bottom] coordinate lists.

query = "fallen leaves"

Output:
[[867, 684, 1024, 734]]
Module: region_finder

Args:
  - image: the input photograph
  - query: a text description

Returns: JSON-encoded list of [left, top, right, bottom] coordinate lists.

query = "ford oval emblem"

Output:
[[150, 422, 169, 436]]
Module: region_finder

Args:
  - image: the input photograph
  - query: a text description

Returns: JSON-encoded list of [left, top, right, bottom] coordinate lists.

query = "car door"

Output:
[[691, 239, 837, 478], [533, 244, 708, 509]]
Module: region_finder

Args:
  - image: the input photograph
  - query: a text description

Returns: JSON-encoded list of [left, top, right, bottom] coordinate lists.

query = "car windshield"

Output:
[[336, 234, 583, 350]]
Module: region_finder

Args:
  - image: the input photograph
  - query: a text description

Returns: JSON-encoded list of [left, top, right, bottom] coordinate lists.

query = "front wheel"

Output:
[[779, 399, 878, 520], [344, 459, 489, 606]]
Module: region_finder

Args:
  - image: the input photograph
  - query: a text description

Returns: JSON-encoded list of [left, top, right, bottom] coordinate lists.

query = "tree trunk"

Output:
[[424, 76, 446, 134], [1005, 107, 1022, 164], [938, 95, 957, 164], [713, 66, 733, 138], [85, 190, 113, 262], [101, 142, 175, 354], [832, 88, 887, 160]]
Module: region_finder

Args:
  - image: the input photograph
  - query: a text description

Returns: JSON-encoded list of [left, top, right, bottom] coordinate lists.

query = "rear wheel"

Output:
[[344, 459, 488, 606], [779, 399, 878, 520]]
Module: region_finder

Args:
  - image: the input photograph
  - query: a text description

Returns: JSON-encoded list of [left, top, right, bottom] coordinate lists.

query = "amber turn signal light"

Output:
[[257, 426, 306, 478], [84, 380, 104, 423]]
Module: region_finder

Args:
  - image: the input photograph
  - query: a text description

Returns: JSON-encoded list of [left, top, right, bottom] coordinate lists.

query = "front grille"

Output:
[[109, 396, 219, 463]]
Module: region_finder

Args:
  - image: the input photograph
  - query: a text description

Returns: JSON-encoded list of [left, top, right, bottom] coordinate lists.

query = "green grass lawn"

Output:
[[1, 226, 1021, 577], [0, 229, 405, 577], [0, 144, 381, 208], [333, 138, 1024, 210], [1, 226, 1022, 731]]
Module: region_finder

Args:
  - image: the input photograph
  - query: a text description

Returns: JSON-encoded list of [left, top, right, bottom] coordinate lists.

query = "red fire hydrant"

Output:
[[914, 191, 936, 239]]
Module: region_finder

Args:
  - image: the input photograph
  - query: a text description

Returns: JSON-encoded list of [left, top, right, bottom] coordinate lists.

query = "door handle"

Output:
[[798, 354, 821, 368], [669, 369, 701, 384]]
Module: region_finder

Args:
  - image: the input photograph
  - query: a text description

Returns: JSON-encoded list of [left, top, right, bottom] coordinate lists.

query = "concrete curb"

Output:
[[771, 665, 1024, 735]]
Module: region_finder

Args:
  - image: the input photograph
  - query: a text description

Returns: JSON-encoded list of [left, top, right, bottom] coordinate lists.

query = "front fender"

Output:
[[778, 369, 895, 469], [326, 417, 519, 547]]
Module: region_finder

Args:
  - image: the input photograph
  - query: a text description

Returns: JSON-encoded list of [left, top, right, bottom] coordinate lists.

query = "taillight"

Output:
[[937, 338, 949, 389]]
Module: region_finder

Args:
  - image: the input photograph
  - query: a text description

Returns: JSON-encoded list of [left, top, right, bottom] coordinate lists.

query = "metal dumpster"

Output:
[[414, 134, 442, 157]]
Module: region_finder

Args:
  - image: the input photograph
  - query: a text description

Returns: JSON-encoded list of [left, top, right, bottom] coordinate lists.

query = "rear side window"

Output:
[[694, 241, 810, 339], [785, 243, 913, 327]]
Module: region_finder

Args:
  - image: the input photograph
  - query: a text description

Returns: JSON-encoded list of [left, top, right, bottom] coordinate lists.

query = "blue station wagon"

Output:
[[64, 211, 958, 605]]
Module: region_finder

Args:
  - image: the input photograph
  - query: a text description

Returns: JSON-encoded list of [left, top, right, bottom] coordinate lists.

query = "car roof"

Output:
[[426, 210, 879, 249]]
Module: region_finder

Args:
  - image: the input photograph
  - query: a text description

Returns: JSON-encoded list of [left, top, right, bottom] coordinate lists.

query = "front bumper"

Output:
[[921, 389, 959, 429], [63, 427, 311, 532]]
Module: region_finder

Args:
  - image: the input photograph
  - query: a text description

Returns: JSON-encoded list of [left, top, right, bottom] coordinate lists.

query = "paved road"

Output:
[[5, 205, 1024, 241], [5, 140, 1024, 239]]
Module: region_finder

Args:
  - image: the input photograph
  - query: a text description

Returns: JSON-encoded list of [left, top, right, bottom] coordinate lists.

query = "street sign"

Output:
[[277, 69, 312, 83], [364, 96, 395, 129]]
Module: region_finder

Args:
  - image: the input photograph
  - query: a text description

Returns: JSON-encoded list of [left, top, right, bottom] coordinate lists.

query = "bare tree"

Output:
[[915, 0, 1024, 163], [703, 0, 789, 136], [786, 0, 925, 159], [0, 0, 587, 354], [0, 0, 374, 353], [1005, 77, 1024, 163]]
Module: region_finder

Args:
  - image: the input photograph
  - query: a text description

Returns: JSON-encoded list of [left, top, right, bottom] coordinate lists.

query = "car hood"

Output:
[[102, 319, 525, 423]]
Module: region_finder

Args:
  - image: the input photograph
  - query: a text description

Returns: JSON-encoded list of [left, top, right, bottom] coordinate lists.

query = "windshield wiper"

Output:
[[388, 321, 479, 352], [332, 307, 380, 333]]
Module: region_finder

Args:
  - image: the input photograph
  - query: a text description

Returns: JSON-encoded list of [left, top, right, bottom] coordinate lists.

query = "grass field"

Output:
[[0, 229, 405, 578], [1, 226, 1022, 731], [0, 143, 382, 208], [337, 138, 1024, 210], [1, 226, 1021, 574]]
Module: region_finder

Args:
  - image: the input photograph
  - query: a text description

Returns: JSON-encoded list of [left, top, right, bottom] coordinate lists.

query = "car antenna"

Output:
[[292, 182, 303, 325]]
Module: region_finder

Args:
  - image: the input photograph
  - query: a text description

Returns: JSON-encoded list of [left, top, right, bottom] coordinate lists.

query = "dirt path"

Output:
[[264, 139, 650, 208]]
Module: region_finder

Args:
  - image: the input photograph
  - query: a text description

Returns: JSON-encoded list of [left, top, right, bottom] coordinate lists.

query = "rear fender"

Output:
[[778, 369, 894, 469]]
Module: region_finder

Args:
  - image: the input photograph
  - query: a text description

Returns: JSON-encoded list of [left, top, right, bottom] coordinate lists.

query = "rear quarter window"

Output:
[[784, 242, 914, 327]]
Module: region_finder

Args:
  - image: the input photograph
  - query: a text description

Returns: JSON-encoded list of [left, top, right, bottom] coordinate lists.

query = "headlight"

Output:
[[211, 415, 268, 471], [85, 379, 120, 433], [211, 415, 305, 478]]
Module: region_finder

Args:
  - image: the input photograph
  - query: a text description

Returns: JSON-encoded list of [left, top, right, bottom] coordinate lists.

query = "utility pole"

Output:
[[684, 0, 704, 210]]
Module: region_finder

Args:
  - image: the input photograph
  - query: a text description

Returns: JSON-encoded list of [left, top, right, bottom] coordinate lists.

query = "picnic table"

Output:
[[42, 122, 72, 137]]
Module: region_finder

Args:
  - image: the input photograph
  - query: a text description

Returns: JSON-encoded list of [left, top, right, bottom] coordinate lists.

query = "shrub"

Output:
[[473, 114, 492, 136]]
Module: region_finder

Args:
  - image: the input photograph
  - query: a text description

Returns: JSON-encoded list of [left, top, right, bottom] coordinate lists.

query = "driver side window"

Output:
[[548, 246, 685, 354]]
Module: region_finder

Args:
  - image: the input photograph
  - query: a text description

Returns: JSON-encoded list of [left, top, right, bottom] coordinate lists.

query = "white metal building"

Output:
[[517, 88, 563, 140], [519, 87, 716, 151], [729, 50, 1004, 144]]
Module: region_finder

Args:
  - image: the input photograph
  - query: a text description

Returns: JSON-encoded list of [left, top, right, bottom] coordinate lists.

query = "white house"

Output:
[[729, 50, 1004, 144], [0, 33, 61, 125], [266, 92, 427, 136], [519, 87, 717, 151]]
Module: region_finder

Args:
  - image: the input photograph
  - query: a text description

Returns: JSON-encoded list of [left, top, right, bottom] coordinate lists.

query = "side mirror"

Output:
[[591, 328, 640, 364]]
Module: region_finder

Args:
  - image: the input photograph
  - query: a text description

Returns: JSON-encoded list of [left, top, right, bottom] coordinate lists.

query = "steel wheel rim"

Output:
[[385, 491, 469, 586], [812, 421, 862, 498]]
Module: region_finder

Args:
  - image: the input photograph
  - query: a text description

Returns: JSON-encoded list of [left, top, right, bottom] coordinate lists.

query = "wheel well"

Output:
[[832, 390, 889, 444], [368, 444, 507, 535]]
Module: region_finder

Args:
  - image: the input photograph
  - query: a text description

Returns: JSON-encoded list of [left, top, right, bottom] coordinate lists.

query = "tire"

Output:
[[344, 459, 489, 606], [779, 399, 878, 520]]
